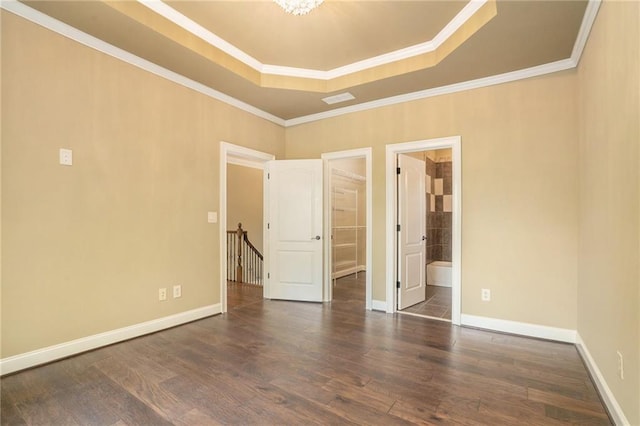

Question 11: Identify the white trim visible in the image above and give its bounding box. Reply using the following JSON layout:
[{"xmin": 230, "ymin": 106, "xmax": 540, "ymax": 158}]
[
  {"xmin": 285, "ymin": 0, "xmax": 602, "ymax": 127},
  {"xmin": 397, "ymin": 311, "xmax": 452, "ymax": 323},
  {"xmin": 385, "ymin": 137, "xmax": 462, "ymax": 325},
  {"xmin": 0, "ymin": 1, "xmax": 284, "ymax": 127},
  {"xmin": 137, "ymin": 0, "xmax": 487, "ymax": 81},
  {"xmin": 0, "ymin": 304, "xmax": 220, "ymax": 376},
  {"xmin": 461, "ymin": 314, "xmax": 577, "ymax": 343},
  {"xmin": 331, "ymin": 265, "xmax": 366, "ymax": 280},
  {"xmin": 576, "ymin": 333, "xmax": 630, "ymax": 426},
  {"xmin": 2, "ymin": 0, "xmax": 601, "ymax": 128},
  {"xmin": 285, "ymin": 59, "xmax": 575, "ymax": 127},
  {"xmin": 219, "ymin": 142, "xmax": 274, "ymax": 313},
  {"xmin": 570, "ymin": 0, "xmax": 602, "ymax": 64},
  {"xmin": 227, "ymin": 156, "xmax": 265, "ymax": 170},
  {"xmin": 371, "ymin": 300, "xmax": 387, "ymax": 312},
  {"xmin": 138, "ymin": 0, "xmax": 263, "ymax": 71},
  {"xmin": 322, "ymin": 148, "xmax": 373, "ymax": 310}
]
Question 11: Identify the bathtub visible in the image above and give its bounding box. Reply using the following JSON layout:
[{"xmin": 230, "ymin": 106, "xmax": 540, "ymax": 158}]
[{"xmin": 427, "ymin": 261, "xmax": 452, "ymax": 287}]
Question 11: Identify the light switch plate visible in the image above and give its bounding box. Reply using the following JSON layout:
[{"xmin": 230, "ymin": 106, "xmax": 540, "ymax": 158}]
[
  {"xmin": 207, "ymin": 212, "xmax": 217, "ymax": 223},
  {"xmin": 59, "ymin": 148, "xmax": 73, "ymax": 166}
]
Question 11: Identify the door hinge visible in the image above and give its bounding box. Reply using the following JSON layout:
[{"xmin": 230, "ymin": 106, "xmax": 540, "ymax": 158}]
[
  {"xmin": 396, "ymin": 281, "xmax": 401, "ymax": 289},
  {"xmin": 397, "ymin": 167, "xmax": 401, "ymax": 175},
  {"xmin": 267, "ymin": 273, "xmax": 270, "ymax": 279},
  {"xmin": 267, "ymin": 223, "xmax": 270, "ymax": 229},
  {"xmin": 267, "ymin": 173, "xmax": 270, "ymax": 179},
  {"xmin": 397, "ymin": 224, "xmax": 401, "ymax": 232}
]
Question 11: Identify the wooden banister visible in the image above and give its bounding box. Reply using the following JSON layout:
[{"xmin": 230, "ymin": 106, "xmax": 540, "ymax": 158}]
[{"xmin": 226, "ymin": 223, "xmax": 263, "ymax": 285}]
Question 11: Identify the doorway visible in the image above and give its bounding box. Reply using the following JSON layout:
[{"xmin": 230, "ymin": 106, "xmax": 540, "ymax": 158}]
[
  {"xmin": 219, "ymin": 142, "xmax": 274, "ymax": 313},
  {"xmin": 385, "ymin": 137, "xmax": 461, "ymax": 325},
  {"xmin": 322, "ymin": 148, "xmax": 373, "ymax": 310}
]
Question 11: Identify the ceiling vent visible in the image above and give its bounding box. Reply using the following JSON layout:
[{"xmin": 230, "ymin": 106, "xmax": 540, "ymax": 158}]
[{"xmin": 322, "ymin": 92, "xmax": 355, "ymax": 105}]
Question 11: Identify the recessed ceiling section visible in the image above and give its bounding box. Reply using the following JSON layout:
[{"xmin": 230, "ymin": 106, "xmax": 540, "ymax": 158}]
[
  {"xmin": 164, "ymin": 0, "xmax": 469, "ymax": 71},
  {"xmin": 103, "ymin": 0, "xmax": 498, "ymax": 92}
]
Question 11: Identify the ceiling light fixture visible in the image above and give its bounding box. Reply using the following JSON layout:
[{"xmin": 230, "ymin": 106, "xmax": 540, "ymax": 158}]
[{"xmin": 274, "ymin": 0, "xmax": 323, "ymax": 16}]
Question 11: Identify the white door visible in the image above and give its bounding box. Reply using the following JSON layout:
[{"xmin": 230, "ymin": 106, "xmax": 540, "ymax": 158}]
[
  {"xmin": 397, "ymin": 154, "xmax": 427, "ymax": 310},
  {"xmin": 266, "ymin": 159, "xmax": 323, "ymax": 302}
]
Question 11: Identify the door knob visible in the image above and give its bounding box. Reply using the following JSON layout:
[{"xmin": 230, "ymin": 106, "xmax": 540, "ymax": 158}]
[
  {"xmin": 422, "ymin": 236, "xmax": 427, "ymax": 241},
  {"xmin": 312, "ymin": 235, "xmax": 321, "ymax": 240}
]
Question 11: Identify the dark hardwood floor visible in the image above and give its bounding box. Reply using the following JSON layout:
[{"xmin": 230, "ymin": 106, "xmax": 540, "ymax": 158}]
[{"xmin": 1, "ymin": 275, "xmax": 611, "ymax": 425}]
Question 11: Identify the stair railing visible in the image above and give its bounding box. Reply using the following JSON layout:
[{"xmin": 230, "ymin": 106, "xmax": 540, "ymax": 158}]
[{"xmin": 226, "ymin": 223, "xmax": 263, "ymax": 286}]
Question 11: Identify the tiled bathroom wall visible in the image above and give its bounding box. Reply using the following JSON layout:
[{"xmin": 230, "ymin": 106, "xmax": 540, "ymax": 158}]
[{"xmin": 425, "ymin": 153, "xmax": 452, "ymax": 263}]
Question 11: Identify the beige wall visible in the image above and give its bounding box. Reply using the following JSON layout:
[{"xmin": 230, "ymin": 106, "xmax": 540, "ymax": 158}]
[
  {"xmin": 286, "ymin": 71, "xmax": 579, "ymax": 329},
  {"xmin": 227, "ymin": 164, "xmax": 264, "ymax": 253},
  {"xmin": 577, "ymin": 0, "xmax": 640, "ymax": 423},
  {"xmin": 0, "ymin": 12, "xmax": 284, "ymax": 357}
]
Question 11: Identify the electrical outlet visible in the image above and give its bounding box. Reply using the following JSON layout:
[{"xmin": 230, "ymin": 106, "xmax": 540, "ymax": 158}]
[
  {"xmin": 617, "ymin": 351, "xmax": 624, "ymax": 379},
  {"xmin": 481, "ymin": 288, "xmax": 491, "ymax": 301},
  {"xmin": 159, "ymin": 288, "xmax": 167, "ymax": 301},
  {"xmin": 173, "ymin": 285, "xmax": 182, "ymax": 298}
]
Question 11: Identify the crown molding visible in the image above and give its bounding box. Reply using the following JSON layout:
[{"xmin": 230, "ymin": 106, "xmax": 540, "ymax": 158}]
[
  {"xmin": 138, "ymin": 0, "xmax": 263, "ymax": 71},
  {"xmin": 570, "ymin": 0, "xmax": 602, "ymax": 64},
  {"xmin": 0, "ymin": 0, "xmax": 285, "ymax": 127},
  {"xmin": 284, "ymin": 0, "xmax": 601, "ymax": 127},
  {"xmin": 285, "ymin": 58, "xmax": 577, "ymax": 127},
  {"xmin": 138, "ymin": 0, "xmax": 489, "ymax": 81},
  {"xmin": 2, "ymin": 0, "xmax": 601, "ymax": 128}
]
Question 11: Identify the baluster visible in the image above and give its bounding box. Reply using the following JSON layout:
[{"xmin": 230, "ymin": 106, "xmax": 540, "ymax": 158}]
[{"xmin": 236, "ymin": 223, "xmax": 243, "ymax": 283}]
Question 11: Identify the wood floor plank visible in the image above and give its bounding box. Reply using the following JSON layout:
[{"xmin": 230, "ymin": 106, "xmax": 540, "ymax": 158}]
[
  {"xmin": 1, "ymin": 275, "xmax": 612, "ymax": 425},
  {"xmin": 14, "ymin": 395, "xmax": 80, "ymax": 426},
  {"xmin": 527, "ymin": 387, "xmax": 611, "ymax": 418},
  {"xmin": 93, "ymin": 356, "xmax": 191, "ymax": 422}
]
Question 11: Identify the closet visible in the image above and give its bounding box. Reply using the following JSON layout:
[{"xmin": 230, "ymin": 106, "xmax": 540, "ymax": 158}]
[{"xmin": 330, "ymin": 162, "xmax": 366, "ymax": 279}]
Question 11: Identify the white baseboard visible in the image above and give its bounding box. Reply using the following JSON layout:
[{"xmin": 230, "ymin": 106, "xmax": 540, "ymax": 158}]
[
  {"xmin": 0, "ymin": 304, "xmax": 221, "ymax": 375},
  {"xmin": 332, "ymin": 265, "xmax": 366, "ymax": 279},
  {"xmin": 460, "ymin": 314, "xmax": 577, "ymax": 343},
  {"xmin": 428, "ymin": 282, "xmax": 452, "ymax": 288},
  {"xmin": 576, "ymin": 333, "xmax": 629, "ymax": 426},
  {"xmin": 371, "ymin": 299, "xmax": 387, "ymax": 312}
]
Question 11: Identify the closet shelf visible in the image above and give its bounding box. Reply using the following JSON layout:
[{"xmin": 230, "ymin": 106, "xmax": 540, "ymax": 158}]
[
  {"xmin": 332, "ymin": 179, "xmax": 361, "ymax": 280},
  {"xmin": 334, "ymin": 260, "xmax": 357, "ymax": 268}
]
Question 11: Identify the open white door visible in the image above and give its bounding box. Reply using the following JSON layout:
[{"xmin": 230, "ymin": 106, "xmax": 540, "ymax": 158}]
[
  {"xmin": 266, "ymin": 159, "xmax": 323, "ymax": 302},
  {"xmin": 397, "ymin": 154, "xmax": 427, "ymax": 310}
]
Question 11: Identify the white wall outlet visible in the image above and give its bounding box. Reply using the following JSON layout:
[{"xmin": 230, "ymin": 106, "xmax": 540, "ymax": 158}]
[
  {"xmin": 159, "ymin": 288, "xmax": 167, "ymax": 301},
  {"xmin": 207, "ymin": 211, "xmax": 217, "ymax": 223},
  {"xmin": 481, "ymin": 288, "xmax": 491, "ymax": 301},
  {"xmin": 59, "ymin": 148, "xmax": 73, "ymax": 166},
  {"xmin": 617, "ymin": 351, "xmax": 624, "ymax": 379},
  {"xmin": 173, "ymin": 285, "xmax": 182, "ymax": 298}
]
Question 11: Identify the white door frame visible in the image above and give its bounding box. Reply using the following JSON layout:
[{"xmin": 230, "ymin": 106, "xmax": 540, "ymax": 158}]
[
  {"xmin": 322, "ymin": 148, "xmax": 373, "ymax": 310},
  {"xmin": 219, "ymin": 141, "xmax": 275, "ymax": 313},
  {"xmin": 385, "ymin": 137, "xmax": 462, "ymax": 325}
]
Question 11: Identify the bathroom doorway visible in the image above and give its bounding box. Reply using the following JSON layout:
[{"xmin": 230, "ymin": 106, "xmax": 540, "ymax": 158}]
[
  {"xmin": 399, "ymin": 149, "xmax": 453, "ymax": 321},
  {"xmin": 385, "ymin": 137, "xmax": 461, "ymax": 325}
]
